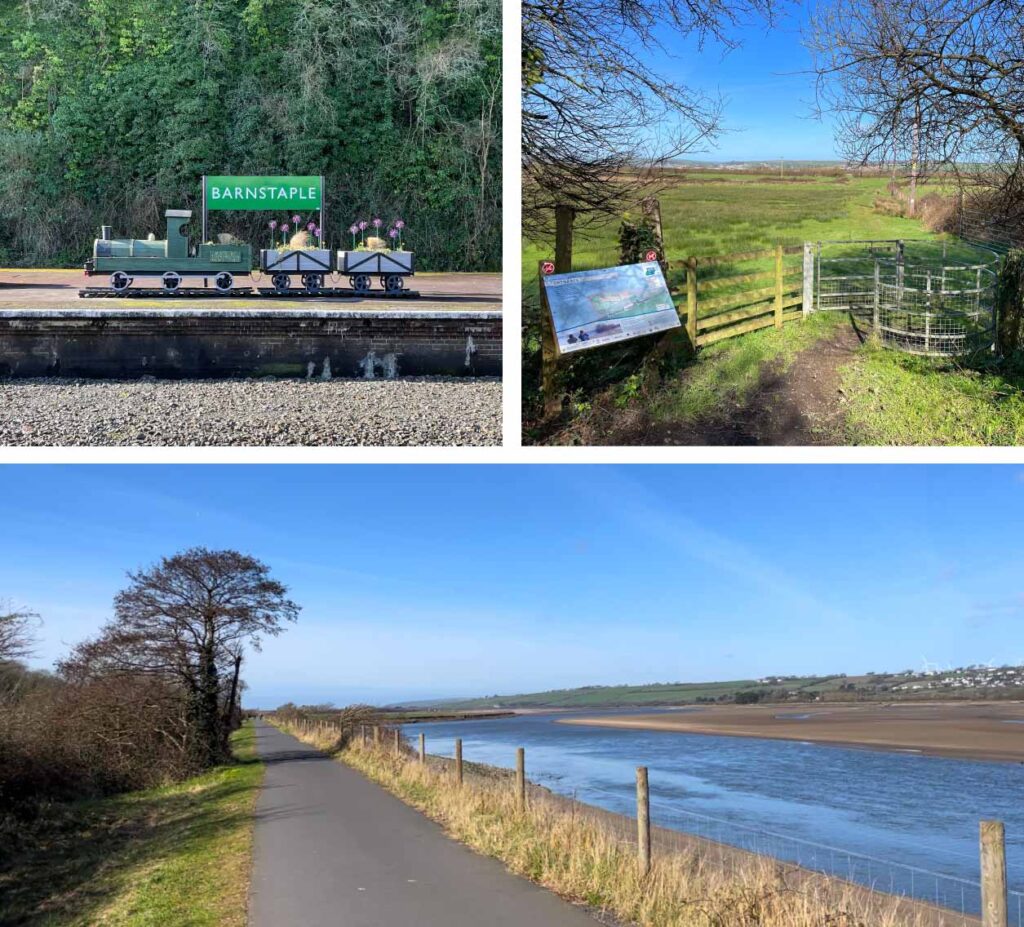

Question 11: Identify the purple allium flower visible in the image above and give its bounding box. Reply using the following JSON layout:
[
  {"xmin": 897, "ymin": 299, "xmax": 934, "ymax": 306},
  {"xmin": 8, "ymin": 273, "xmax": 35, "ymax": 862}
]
[
  {"xmin": 269, "ymin": 220, "xmax": 278, "ymax": 229},
  {"xmin": 372, "ymin": 217, "xmax": 382, "ymax": 228},
  {"xmin": 388, "ymin": 227, "xmax": 398, "ymax": 239},
  {"xmin": 307, "ymin": 221, "xmax": 316, "ymax": 232},
  {"xmin": 313, "ymin": 226, "xmax": 321, "ymax": 238},
  {"xmin": 358, "ymin": 221, "xmax": 368, "ymax": 231},
  {"xmin": 395, "ymin": 219, "xmax": 405, "ymax": 230},
  {"xmin": 349, "ymin": 224, "xmax": 358, "ymax": 234},
  {"xmin": 292, "ymin": 215, "xmax": 301, "ymax": 225},
  {"xmin": 281, "ymin": 223, "xmax": 290, "ymax": 233}
]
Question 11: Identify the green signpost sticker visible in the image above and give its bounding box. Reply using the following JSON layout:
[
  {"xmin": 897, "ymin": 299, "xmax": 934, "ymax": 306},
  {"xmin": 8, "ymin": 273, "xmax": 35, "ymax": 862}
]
[{"xmin": 205, "ymin": 176, "xmax": 322, "ymax": 211}]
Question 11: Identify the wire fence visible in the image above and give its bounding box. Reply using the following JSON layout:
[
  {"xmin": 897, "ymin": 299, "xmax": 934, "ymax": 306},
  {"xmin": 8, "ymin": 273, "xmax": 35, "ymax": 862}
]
[
  {"xmin": 960, "ymin": 207, "xmax": 1024, "ymax": 255},
  {"xmin": 811, "ymin": 239, "xmax": 1000, "ymax": 355},
  {"xmin": 414, "ymin": 736, "xmax": 1021, "ymax": 927}
]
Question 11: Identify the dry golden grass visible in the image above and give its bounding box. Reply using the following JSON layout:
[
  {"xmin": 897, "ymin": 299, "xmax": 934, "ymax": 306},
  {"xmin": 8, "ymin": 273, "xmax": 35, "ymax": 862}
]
[{"xmin": 275, "ymin": 720, "xmax": 945, "ymax": 927}]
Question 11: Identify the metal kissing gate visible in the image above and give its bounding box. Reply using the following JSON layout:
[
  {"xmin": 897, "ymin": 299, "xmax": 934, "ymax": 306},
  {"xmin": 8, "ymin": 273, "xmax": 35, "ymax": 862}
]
[{"xmin": 805, "ymin": 239, "xmax": 999, "ymax": 357}]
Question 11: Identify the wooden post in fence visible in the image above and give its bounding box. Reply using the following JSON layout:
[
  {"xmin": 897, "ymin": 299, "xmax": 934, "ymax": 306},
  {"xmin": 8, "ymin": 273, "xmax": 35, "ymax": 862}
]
[
  {"xmin": 394, "ymin": 729, "xmax": 401, "ymax": 755},
  {"xmin": 360, "ymin": 724, "xmax": 366, "ymax": 746},
  {"xmin": 554, "ymin": 205, "xmax": 574, "ymax": 274},
  {"xmin": 686, "ymin": 257, "xmax": 698, "ymax": 347},
  {"xmin": 419, "ymin": 732, "xmax": 426, "ymax": 764},
  {"xmin": 641, "ymin": 197, "xmax": 664, "ymax": 260},
  {"xmin": 455, "ymin": 738, "xmax": 463, "ymax": 785},
  {"xmin": 802, "ymin": 242, "xmax": 814, "ymax": 316},
  {"xmin": 636, "ymin": 766, "xmax": 651, "ymax": 876},
  {"xmin": 373, "ymin": 726, "xmax": 380, "ymax": 747},
  {"xmin": 515, "ymin": 747, "xmax": 526, "ymax": 812},
  {"xmin": 981, "ymin": 820, "xmax": 1008, "ymax": 927},
  {"xmin": 774, "ymin": 243, "xmax": 784, "ymax": 329},
  {"xmin": 539, "ymin": 260, "xmax": 560, "ymax": 419}
]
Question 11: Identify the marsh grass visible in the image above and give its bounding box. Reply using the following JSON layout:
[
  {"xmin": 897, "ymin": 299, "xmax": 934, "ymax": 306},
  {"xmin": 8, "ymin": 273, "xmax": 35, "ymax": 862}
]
[
  {"xmin": 280, "ymin": 721, "xmax": 941, "ymax": 927},
  {"xmin": 0, "ymin": 722, "xmax": 262, "ymax": 927}
]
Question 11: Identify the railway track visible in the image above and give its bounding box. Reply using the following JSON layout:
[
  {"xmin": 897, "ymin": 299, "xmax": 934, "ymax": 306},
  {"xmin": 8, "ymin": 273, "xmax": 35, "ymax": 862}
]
[{"xmin": 78, "ymin": 286, "xmax": 420, "ymax": 299}]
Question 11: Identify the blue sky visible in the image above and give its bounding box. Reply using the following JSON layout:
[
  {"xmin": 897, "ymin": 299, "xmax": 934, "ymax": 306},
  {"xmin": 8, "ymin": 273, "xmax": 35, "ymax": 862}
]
[
  {"xmin": 2, "ymin": 465, "xmax": 1022, "ymax": 707},
  {"xmin": 647, "ymin": 2, "xmax": 841, "ymax": 161}
]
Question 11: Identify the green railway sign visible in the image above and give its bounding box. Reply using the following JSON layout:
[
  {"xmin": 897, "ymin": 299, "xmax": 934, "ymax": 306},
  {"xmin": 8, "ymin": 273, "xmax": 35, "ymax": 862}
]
[{"xmin": 204, "ymin": 176, "xmax": 322, "ymax": 211}]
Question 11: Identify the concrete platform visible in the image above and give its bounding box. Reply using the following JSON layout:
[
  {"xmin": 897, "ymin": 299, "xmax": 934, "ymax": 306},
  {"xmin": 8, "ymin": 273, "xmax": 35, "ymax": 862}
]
[{"xmin": 0, "ymin": 269, "xmax": 502, "ymax": 378}]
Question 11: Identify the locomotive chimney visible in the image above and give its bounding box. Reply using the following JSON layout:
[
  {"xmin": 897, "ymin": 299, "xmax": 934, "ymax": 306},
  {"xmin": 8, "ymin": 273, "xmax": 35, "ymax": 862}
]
[{"xmin": 100, "ymin": 225, "xmax": 112, "ymax": 240}]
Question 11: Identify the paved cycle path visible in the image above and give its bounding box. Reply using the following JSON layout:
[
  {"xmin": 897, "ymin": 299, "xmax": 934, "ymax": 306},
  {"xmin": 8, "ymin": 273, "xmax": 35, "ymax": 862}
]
[{"xmin": 249, "ymin": 720, "xmax": 598, "ymax": 926}]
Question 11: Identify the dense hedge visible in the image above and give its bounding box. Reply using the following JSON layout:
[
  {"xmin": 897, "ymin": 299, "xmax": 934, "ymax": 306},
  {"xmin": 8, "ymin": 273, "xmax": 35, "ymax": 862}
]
[{"xmin": 0, "ymin": 0, "xmax": 501, "ymax": 270}]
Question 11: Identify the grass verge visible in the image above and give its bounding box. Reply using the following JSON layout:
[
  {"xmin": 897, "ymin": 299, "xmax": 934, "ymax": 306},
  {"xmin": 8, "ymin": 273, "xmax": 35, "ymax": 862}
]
[
  {"xmin": 649, "ymin": 313, "xmax": 846, "ymax": 425},
  {"xmin": 841, "ymin": 345, "xmax": 1024, "ymax": 445},
  {"xmin": 278, "ymin": 720, "xmax": 936, "ymax": 927},
  {"xmin": 0, "ymin": 722, "xmax": 263, "ymax": 927}
]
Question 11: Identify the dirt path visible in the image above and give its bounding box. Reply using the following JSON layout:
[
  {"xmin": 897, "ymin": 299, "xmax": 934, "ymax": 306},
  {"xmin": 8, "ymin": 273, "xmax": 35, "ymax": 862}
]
[{"xmin": 646, "ymin": 324, "xmax": 862, "ymax": 445}]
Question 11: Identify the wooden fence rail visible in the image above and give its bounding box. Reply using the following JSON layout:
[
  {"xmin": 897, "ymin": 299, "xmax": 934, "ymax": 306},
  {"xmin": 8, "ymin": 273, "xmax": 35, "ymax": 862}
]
[{"xmin": 669, "ymin": 244, "xmax": 806, "ymax": 348}]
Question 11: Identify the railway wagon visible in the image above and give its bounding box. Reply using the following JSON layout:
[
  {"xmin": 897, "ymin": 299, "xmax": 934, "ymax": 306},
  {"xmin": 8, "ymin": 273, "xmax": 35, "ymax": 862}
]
[
  {"xmin": 85, "ymin": 209, "xmax": 252, "ymax": 292},
  {"xmin": 338, "ymin": 249, "xmax": 415, "ymax": 294}
]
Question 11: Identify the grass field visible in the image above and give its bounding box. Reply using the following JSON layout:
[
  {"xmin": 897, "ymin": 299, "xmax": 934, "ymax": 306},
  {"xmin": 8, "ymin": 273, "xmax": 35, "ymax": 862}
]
[
  {"xmin": 0, "ymin": 723, "xmax": 262, "ymax": 927},
  {"xmin": 522, "ymin": 172, "xmax": 945, "ymax": 294}
]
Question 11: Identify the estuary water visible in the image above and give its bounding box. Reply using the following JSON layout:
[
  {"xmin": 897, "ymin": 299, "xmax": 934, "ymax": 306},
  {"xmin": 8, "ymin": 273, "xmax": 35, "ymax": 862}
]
[{"xmin": 402, "ymin": 710, "xmax": 1023, "ymax": 918}]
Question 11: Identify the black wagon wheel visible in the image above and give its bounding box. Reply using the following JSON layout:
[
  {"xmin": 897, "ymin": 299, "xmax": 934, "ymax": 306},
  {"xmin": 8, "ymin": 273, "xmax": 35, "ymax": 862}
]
[
  {"xmin": 110, "ymin": 271, "xmax": 131, "ymax": 292},
  {"xmin": 384, "ymin": 274, "xmax": 404, "ymax": 294},
  {"xmin": 214, "ymin": 272, "xmax": 234, "ymax": 293},
  {"xmin": 161, "ymin": 271, "xmax": 182, "ymax": 291},
  {"xmin": 271, "ymin": 272, "xmax": 291, "ymax": 293},
  {"xmin": 301, "ymin": 273, "xmax": 323, "ymax": 294},
  {"xmin": 351, "ymin": 273, "xmax": 371, "ymax": 295}
]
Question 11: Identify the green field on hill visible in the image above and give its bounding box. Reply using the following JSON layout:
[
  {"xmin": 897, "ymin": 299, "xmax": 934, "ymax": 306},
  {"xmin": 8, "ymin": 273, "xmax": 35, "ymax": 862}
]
[{"xmin": 412, "ymin": 666, "xmax": 1024, "ymax": 710}]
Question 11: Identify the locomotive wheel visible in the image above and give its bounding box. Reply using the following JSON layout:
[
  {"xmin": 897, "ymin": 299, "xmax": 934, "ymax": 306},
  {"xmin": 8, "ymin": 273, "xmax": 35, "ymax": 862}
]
[
  {"xmin": 272, "ymin": 273, "xmax": 291, "ymax": 293},
  {"xmin": 214, "ymin": 272, "xmax": 234, "ymax": 293},
  {"xmin": 110, "ymin": 271, "xmax": 131, "ymax": 292},
  {"xmin": 301, "ymin": 273, "xmax": 323, "ymax": 294},
  {"xmin": 161, "ymin": 271, "xmax": 182, "ymax": 291},
  {"xmin": 351, "ymin": 273, "xmax": 371, "ymax": 295},
  {"xmin": 384, "ymin": 274, "xmax": 404, "ymax": 294}
]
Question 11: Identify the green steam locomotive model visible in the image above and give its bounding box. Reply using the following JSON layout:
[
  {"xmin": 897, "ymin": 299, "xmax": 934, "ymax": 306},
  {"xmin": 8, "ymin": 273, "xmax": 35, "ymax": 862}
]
[{"xmin": 84, "ymin": 210, "xmax": 253, "ymax": 292}]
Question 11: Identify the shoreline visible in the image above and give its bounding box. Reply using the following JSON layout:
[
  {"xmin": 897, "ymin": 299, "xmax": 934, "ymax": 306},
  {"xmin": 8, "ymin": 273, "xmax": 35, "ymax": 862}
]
[{"xmin": 558, "ymin": 702, "xmax": 1024, "ymax": 764}]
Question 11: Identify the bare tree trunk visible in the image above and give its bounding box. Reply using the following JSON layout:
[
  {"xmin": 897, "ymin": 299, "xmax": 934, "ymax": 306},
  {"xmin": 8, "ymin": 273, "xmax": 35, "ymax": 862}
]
[
  {"xmin": 223, "ymin": 653, "xmax": 242, "ymax": 743},
  {"xmin": 909, "ymin": 97, "xmax": 921, "ymax": 218}
]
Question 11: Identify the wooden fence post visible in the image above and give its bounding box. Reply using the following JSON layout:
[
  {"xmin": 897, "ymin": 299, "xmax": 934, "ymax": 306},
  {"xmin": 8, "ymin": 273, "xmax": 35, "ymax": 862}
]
[
  {"xmin": 981, "ymin": 820, "xmax": 1008, "ymax": 927},
  {"xmin": 686, "ymin": 257, "xmax": 698, "ymax": 347},
  {"xmin": 802, "ymin": 242, "xmax": 814, "ymax": 316},
  {"xmin": 641, "ymin": 197, "xmax": 664, "ymax": 261},
  {"xmin": 774, "ymin": 243, "xmax": 784, "ymax": 329},
  {"xmin": 394, "ymin": 729, "xmax": 401, "ymax": 755},
  {"xmin": 515, "ymin": 747, "xmax": 526, "ymax": 812},
  {"xmin": 554, "ymin": 205, "xmax": 575, "ymax": 274},
  {"xmin": 373, "ymin": 726, "xmax": 380, "ymax": 747},
  {"xmin": 455, "ymin": 738, "xmax": 463, "ymax": 785},
  {"xmin": 360, "ymin": 724, "xmax": 366, "ymax": 746},
  {"xmin": 539, "ymin": 260, "xmax": 560, "ymax": 418},
  {"xmin": 419, "ymin": 732, "xmax": 426, "ymax": 764},
  {"xmin": 637, "ymin": 766, "xmax": 651, "ymax": 876}
]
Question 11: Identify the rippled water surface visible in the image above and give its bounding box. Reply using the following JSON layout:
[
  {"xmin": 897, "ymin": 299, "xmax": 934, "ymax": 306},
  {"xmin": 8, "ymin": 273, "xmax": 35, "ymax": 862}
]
[{"xmin": 402, "ymin": 710, "xmax": 1023, "ymax": 915}]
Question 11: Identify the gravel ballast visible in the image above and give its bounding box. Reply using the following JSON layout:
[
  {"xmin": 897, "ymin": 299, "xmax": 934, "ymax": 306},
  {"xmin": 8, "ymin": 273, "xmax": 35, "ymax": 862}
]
[{"xmin": 0, "ymin": 377, "xmax": 502, "ymax": 446}]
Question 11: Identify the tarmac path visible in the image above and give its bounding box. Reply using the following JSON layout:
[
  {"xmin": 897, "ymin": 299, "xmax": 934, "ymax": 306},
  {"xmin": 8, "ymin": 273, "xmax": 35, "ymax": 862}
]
[{"xmin": 249, "ymin": 720, "xmax": 599, "ymax": 927}]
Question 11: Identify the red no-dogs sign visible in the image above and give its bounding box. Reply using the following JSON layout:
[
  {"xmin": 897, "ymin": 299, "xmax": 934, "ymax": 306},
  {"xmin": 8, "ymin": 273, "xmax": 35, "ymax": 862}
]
[
  {"xmin": 541, "ymin": 261, "xmax": 555, "ymax": 275},
  {"xmin": 645, "ymin": 250, "xmax": 659, "ymax": 262}
]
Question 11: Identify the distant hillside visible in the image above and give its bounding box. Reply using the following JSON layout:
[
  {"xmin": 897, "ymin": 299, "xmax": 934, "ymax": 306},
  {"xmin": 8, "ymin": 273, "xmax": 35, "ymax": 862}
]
[{"xmin": 401, "ymin": 665, "xmax": 1024, "ymax": 710}]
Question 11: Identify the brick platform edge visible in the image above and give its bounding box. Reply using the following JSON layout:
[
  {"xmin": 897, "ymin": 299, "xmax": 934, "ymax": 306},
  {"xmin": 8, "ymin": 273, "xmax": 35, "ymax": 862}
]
[{"xmin": 0, "ymin": 309, "xmax": 502, "ymax": 379}]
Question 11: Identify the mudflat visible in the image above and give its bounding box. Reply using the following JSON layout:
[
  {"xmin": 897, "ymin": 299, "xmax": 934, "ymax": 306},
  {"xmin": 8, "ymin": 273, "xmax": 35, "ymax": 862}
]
[{"xmin": 560, "ymin": 702, "xmax": 1024, "ymax": 762}]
